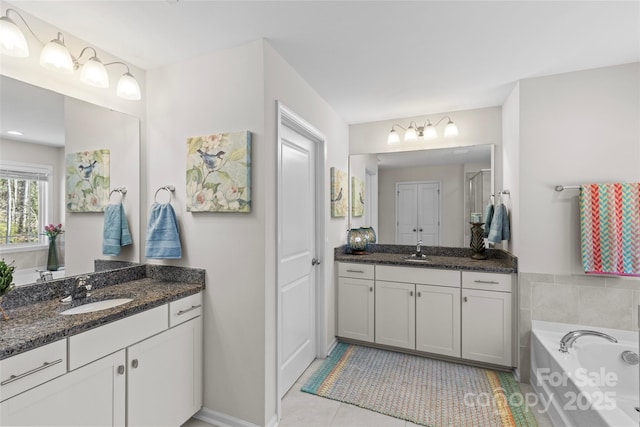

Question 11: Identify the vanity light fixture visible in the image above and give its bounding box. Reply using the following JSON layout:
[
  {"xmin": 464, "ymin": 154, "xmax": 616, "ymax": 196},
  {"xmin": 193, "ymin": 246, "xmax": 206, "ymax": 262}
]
[
  {"xmin": 0, "ymin": 8, "xmax": 141, "ymax": 100},
  {"xmin": 387, "ymin": 116, "xmax": 459, "ymax": 145}
]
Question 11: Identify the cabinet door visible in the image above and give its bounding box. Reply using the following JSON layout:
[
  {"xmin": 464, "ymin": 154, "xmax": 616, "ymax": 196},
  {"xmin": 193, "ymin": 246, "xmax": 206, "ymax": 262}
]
[
  {"xmin": 1, "ymin": 350, "xmax": 126, "ymax": 427},
  {"xmin": 416, "ymin": 284, "xmax": 460, "ymax": 357},
  {"xmin": 461, "ymin": 289, "xmax": 512, "ymax": 366},
  {"xmin": 127, "ymin": 317, "xmax": 203, "ymax": 427},
  {"xmin": 375, "ymin": 281, "xmax": 415, "ymax": 349},
  {"xmin": 338, "ymin": 277, "xmax": 374, "ymax": 342}
]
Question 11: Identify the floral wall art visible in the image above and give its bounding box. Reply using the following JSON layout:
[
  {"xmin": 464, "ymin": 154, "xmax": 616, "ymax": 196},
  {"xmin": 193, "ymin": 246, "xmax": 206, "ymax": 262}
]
[
  {"xmin": 186, "ymin": 131, "xmax": 251, "ymax": 212},
  {"xmin": 330, "ymin": 167, "xmax": 347, "ymax": 217},
  {"xmin": 66, "ymin": 149, "xmax": 110, "ymax": 212},
  {"xmin": 352, "ymin": 176, "xmax": 365, "ymax": 217}
]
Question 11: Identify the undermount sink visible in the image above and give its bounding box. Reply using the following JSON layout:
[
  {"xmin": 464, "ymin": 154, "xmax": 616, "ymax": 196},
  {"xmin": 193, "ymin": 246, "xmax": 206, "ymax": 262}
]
[
  {"xmin": 60, "ymin": 298, "xmax": 133, "ymax": 315},
  {"xmin": 405, "ymin": 256, "xmax": 432, "ymax": 262}
]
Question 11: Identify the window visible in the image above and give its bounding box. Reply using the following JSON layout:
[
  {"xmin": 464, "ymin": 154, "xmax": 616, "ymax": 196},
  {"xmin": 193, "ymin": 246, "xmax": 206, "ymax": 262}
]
[{"xmin": 0, "ymin": 161, "xmax": 52, "ymax": 247}]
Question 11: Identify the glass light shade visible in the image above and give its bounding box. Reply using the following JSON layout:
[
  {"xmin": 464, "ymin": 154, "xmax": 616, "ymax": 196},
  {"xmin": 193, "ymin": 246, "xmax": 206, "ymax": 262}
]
[
  {"xmin": 444, "ymin": 120, "xmax": 459, "ymax": 137},
  {"xmin": 116, "ymin": 72, "xmax": 141, "ymax": 100},
  {"xmin": 80, "ymin": 57, "xmax": 109, "ymax": 88},
  {"xmin": 404, "ymin": 125, "xmax": 418, "ymax": 142},
  {"xmin": 423, "ymin": 123, "xmax": 438, "ymax": 140},
  {"xmin": 387, "ymin": 129, "xmax": 400, "ymax": 145},
  {"xmin": 40, "ymin": 37, "xmax": 73, "ymax": 73},
  {"xmin": 0, "ymin": 16, "xmax": 29, "ymax": 57}
]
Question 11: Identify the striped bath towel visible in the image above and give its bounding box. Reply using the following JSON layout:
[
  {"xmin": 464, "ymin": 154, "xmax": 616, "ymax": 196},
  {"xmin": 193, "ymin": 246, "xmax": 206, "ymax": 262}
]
[{"xmin": 580, "ymin": 183, "xmax": 640, "ymax": 277}]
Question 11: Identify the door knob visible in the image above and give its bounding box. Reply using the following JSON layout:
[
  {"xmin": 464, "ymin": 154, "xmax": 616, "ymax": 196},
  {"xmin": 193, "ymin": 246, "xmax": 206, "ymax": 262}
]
[
  {"xmin": 412, "ymin": 229, "xmax": 416, "ymax": 232},
  {"xmin": 131, "ymin": 359, "xmax": 139, "ymax": 369},
  {"xmin": 464, "ymin": 297, "xmax": 468, "ymax": 302},
  {"xmin": 117, "ymin": 365, "xmax": 125, "ymax": 375},
  {"xmin": 419, "ymin": 228, "xmax": 423, "ymax": 232},
  {"xmin": 312, "ymin": 258, "xmax": 321, "ymax": 266}
]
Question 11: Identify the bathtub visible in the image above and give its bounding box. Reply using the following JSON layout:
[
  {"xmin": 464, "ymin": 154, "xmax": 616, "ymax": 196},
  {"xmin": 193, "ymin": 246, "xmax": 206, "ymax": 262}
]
[{"xmin": 531, "ymin": 320, "xmax": 639, "ymax": 427}]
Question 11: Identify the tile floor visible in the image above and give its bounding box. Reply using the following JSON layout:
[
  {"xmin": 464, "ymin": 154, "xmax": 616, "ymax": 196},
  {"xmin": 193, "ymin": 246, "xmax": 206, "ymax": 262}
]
[{"xmin": 182, "ymin": 358, "xmax": 554, "ymax": 427}]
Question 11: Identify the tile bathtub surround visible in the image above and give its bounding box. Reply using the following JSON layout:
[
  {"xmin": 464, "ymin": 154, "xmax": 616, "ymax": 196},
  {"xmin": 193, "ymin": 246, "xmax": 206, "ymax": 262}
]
[{"xmin": 518, "ymin": 271, "xmax": 640, "ymax": 382}]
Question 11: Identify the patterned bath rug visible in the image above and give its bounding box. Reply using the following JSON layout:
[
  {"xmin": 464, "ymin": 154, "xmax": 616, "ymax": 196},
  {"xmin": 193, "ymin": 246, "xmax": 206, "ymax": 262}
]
[{"xmin": 302, "ymin": 343, "xmax": 538, "ymax": 427}]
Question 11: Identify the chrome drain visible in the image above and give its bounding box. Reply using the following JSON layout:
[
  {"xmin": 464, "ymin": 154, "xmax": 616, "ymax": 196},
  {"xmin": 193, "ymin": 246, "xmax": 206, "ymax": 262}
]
[{"xmin": 621, "ymin": 351, "xmax": 639, "ymax": 365}]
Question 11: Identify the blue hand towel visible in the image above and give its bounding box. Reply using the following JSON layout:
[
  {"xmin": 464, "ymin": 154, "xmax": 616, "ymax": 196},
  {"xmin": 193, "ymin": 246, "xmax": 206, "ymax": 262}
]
[
  {"xmin": 487, "ymin": 203, "xmax": 510, "ymax": 244},
  {"xmin": 145, "ymin": 203, "xmax": 182, "ymax": 259},
  {"xmin": 103, "ymin": 203, "xmax": 132, "ymax": 256},
  {"xmin": 482, "ymin": 202, "xmax": 494, "ymax": 238}
]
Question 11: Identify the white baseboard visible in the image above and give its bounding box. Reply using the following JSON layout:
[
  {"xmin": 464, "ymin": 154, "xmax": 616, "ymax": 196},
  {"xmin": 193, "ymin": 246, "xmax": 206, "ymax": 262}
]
[
  {"xmin": 195, "ymin": 407, "xmax": 265, "ymax": 427},
  {"xmin": 326, "ymin": 337, "xmax": 338, "ymax": 356}
]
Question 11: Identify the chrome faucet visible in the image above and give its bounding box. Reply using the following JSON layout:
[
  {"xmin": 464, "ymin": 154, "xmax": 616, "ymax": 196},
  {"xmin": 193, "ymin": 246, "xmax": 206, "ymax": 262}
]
[
  {"xmin": 61, "ymin": 275, "xmax": 92, "ymax": 303},
  {"xmin": 559, "ymin": 330, "xmax": 617, "ymax": 353}
]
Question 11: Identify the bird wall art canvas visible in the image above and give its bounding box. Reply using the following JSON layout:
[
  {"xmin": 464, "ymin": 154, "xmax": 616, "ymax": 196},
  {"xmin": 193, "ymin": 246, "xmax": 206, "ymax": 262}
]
[
  {"xmin": 330, "ymin": 167, "xmax": 347, "ymax": 217},
  {"xmin": 65, "ymin": 149, "xmax": 110, "ymax": 212},
  {"xmin": 186, "ymin": 131, "xmax": 251, "ymax": 212},
  {"xmin": 351, "ymin": 176, "xmax": 364, "ymax": 217}
]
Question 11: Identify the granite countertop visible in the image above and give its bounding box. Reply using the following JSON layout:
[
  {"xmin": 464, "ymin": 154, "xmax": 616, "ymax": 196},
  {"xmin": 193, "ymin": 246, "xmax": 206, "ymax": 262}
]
[
  {"xmin": 0, "ymin": 265, "xmax": 205, "ymax": 360},
  {"xmin": 335, "ymin": 244, "xmax": 517, "ymax": 274}
]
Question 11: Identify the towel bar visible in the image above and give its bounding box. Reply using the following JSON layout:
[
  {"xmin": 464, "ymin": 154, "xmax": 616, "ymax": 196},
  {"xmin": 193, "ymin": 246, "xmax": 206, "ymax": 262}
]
[{"xmin": 555, "ymin": 185, "xmax": 581, "ymax": 192}]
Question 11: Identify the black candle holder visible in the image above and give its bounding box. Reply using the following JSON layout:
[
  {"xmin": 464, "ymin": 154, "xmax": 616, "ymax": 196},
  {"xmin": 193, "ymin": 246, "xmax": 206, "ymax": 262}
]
[{"xmin": 470, "ymin": 222, "xmax": 487, "ymax": 260}]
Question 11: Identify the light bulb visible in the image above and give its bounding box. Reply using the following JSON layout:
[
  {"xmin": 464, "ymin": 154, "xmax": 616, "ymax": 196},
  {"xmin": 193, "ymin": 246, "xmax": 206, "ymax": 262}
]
[
  {"xmin": 423, "ymin": 123, "xmax": 437, "ymax": 140},
  {"xmin": 0, "ymin": 16, "xmax": 28, "ymax": 57},
  {"xmin": 404, "ymin": 124, "xmax": 418, "ymax": 142},
  {"xmin": 387, "ymin": 129, "xmax": 400, "ymax": 145},
  {"xmin": 80, "ymin": 57, "xmax": 109, "ymax": 88},
  {"xmin": 40, "ymin": 34, "xmax": 73, "ymax": 73},
  {"xmin": 117, "ymin": 72, "xmax": 141, "ymax": 100},
  {"xmin": 444, "ymin": 120, "xmax": 459, "ymax": 137}
]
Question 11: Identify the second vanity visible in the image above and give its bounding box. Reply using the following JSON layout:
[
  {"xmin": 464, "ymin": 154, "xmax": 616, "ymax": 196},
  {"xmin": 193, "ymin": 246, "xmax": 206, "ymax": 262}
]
[
  {"xmin": 335, "ymin": 244, "xmax": 517, "ymax": 369},
  {"xmin": 0, "ymin": 263, "xmax": 205, "ymax": 427}
]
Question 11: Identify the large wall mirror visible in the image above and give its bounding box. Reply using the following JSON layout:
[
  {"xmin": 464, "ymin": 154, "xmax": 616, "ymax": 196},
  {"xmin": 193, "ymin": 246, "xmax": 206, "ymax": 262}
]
[
  {"xmin": 0, "ymin": 75, "xmax": 141, "ymax": 284},
  {"xmin": 349, "ymin": 144, "xmax": 494, "ymax": 247}
]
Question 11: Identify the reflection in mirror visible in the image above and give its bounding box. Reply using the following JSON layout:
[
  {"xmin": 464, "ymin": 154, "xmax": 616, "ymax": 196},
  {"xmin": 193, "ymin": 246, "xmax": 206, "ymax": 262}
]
[
  {"xmin": 350, "ymin": 144, "xmax": 493, "ymax": 247},
  {"xmin": 0, "ymin": 75, "xmax": 140, "ymax": 285}
]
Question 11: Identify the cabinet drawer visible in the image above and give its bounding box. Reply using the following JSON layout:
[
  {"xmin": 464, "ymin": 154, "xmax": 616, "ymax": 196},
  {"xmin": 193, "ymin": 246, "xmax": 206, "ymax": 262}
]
[
  {"xmin": 338, "ymin": 262, "xmax": 374, "ymax": 280},
  {"xmin": 376, "ymin": 265, "xmax": 460, "ymax": 288},
  {"xmin": 69, "ymin": 305, "xmax": 168, "ymax": 370},
  {"xmin": 169, "ymin": 292, "xmax": 202, "ymax": 327},
  {"xmin": 0, "ymin": 339, "xmax": 67, "ymax": 402},
  {"xmin": 462, "ymin": 271, "xmax": 513, "ymax": 292}
]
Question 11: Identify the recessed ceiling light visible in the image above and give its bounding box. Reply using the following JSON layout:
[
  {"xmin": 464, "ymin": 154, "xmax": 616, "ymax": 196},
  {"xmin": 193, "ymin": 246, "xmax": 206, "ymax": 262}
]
[{"xmin": 7, "ymin": 130, "xmax": 23, "ymax": 136}]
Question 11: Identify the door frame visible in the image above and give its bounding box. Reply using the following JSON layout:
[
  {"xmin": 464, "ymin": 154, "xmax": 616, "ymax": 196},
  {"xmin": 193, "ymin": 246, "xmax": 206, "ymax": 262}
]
[
  {"xmin": 394, "ymin": 180, "xmax": 441, "ymax": 244},
  {"xmin": 276, "ymin": 102, "xmax": 327, "ymax": 413}
]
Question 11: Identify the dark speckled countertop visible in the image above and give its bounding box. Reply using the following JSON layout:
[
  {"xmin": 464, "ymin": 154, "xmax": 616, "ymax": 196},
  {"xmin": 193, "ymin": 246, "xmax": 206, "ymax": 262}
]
[
  {"xmin": 0, "ymin": 264, "xmax": 205, "ymax": 360},
  {"xmin": 335, "ymin": 244, "xmax": 517, "ymax": 273}
]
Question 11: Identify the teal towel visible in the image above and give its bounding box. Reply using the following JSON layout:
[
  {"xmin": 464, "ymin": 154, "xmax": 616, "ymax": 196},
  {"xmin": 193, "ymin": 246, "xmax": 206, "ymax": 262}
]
[
  {"xmin": 482, "ymin": 202, "xmax": 494, "ymax": 238},
  {"xmin": 145, "ymin": 203, "xmax": 182, "ymax": 259},
  {"xmin": 102, "ymin": 203, "xmax": 133, "ymax": 256},
  {"xmin": 487, "ymin": 203, "xmax": 510, "ymax": 244}
]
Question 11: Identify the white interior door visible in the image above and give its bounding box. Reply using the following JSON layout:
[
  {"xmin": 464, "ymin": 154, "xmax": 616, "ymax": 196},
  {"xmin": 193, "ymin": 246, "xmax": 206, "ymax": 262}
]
[
  {"xmin": 418, "ymin": 182, "xmax": 440, "ymax": 245},
  {"xmin": 396, "ymin": 181, "xmax": 440, "ymax": 245},
  {"xmin": 396, "ymin": 183, "xmax": 418, "ymax": 244},
  {"xmin": 278, "ymin": 123, "xmax": 317, "ymax": 398}
]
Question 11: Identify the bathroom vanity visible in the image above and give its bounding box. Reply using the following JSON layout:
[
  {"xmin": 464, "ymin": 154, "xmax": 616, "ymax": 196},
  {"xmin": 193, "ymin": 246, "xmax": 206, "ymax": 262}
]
[
  {"xmin": 336, "ymin": 245, "xmax": 517, "ymax": 368},
  {"xmin": 0, "ymin": 264, "xmax": 204, "ymax": 427}
]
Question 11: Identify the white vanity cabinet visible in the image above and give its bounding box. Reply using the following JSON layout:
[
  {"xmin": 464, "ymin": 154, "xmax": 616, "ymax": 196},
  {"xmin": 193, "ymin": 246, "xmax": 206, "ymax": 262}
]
[
  {"xmin": 337, "ymin": 261, "xmax": 515, "ymax": 367},
  {"xmin": 0, "ymin": 292, "xmax": 203, "ymax": 427},
  {"xmin": 376, "ymin": 266, "xmax": 460, "ymax": 356},
  {"xmin": 374, "ymin": 280, "xmax": 415, "ymax": 349},
  {"xmin": 337, "ymin": 263, "xmax": 375, "ymax": 342},
  {"xmin": 461, "ymin": 272, "xmax": 513, "ymax": 366},
  {"xmin": 1, "ymin": 350, "xmax": 126, "ymax": 427}
]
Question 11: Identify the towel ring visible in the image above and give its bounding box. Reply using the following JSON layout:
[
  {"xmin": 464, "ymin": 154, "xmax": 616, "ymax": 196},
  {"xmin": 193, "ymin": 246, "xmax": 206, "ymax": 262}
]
[
  {"xmin": 154, "ymin": 185, "xmax": 175, "ymax": 203},
  {"xmin": 109, "ymin": 187, "xmax": 127, "ymax": 202}
]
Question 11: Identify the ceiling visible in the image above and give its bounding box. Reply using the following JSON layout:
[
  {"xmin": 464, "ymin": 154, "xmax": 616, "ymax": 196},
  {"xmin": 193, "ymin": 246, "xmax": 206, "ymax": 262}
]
[{"xmin": 5, "ymin": 1, "xmax": 640, "ymax": 125}]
